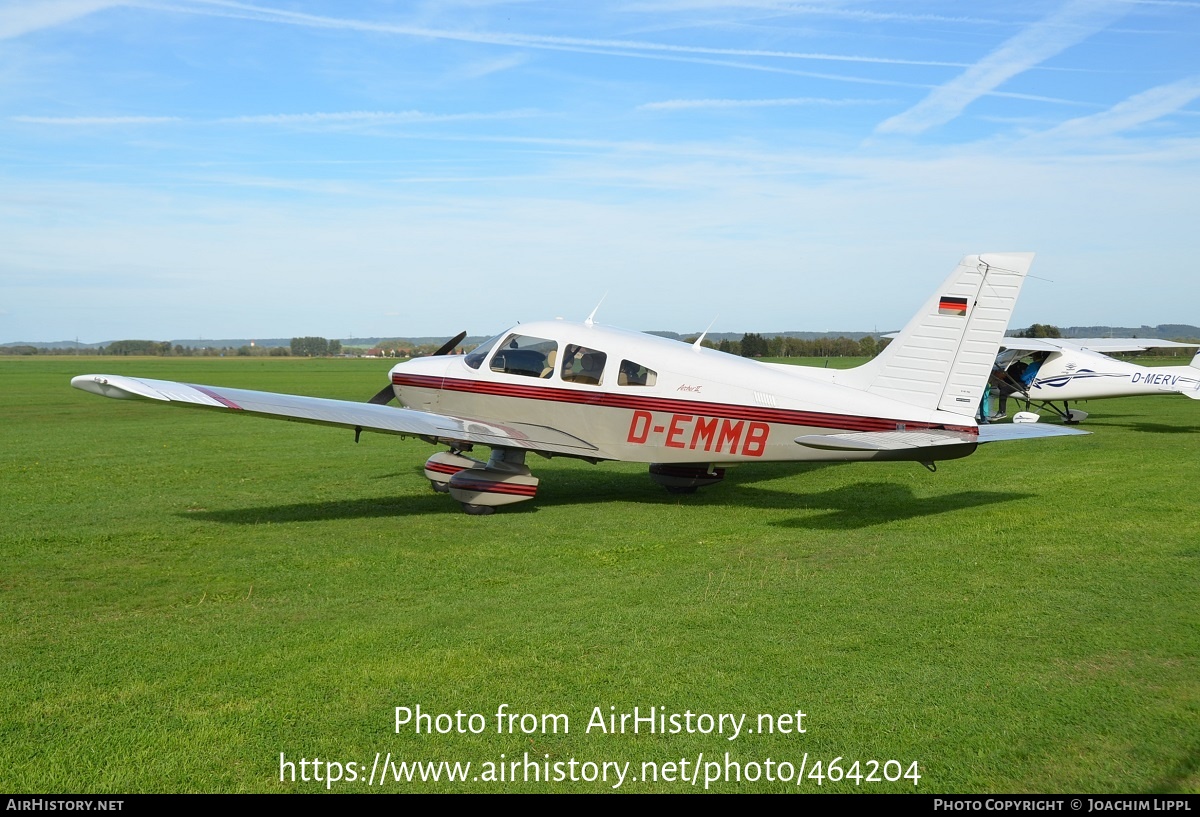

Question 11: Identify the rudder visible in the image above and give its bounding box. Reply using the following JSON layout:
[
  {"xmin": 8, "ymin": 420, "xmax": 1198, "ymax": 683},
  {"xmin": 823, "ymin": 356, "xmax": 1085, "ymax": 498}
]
[{"xmin": 839, "ymin": 252, "xmax": 1034, "ymax": 417}]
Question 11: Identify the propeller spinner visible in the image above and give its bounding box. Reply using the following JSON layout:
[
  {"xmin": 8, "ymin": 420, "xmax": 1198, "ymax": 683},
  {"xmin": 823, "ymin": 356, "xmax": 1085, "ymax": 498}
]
[{"xmin": 367, "ymin": 331, "xmax": 466, "ymax": 406}]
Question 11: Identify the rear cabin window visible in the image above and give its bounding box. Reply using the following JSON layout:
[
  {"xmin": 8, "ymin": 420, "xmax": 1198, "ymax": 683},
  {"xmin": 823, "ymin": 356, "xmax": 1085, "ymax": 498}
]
[
  {"xmin": 561, "ymin": 344, "xmax": 607, "ymax": 386},
  {"xmin": 489, "ymin": 334, "xmax": 558, "ymax": 378},
  {"xmin": 618, "ymin": 360, "xmax": 657, "ymax": 387}
]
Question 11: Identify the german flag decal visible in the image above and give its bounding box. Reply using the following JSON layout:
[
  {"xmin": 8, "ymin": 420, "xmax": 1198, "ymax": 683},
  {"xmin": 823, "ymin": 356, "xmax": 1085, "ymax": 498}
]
[{"xmin": 938, "ymin": 296, "xmax": 968, "ymax": 316}]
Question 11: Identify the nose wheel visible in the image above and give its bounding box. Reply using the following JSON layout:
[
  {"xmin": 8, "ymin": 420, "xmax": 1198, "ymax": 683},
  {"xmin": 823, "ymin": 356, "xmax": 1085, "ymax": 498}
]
[{"xmin": 649, "ymin": 463, "xmax": 725, "ymax": 494}]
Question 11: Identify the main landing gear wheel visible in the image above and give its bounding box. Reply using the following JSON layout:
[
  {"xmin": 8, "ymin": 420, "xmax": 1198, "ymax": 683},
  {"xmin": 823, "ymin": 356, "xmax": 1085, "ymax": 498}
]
[
  {"xmin": 1021, "ymin": 399, "xmax": 1088, "ymax": 425},
  {"xmin": 430, "ymin": 480, "xmax": 450, "ymax": 493},
  {"xmin": 649, "ymin": 463, "xmax": 725, "ymax": 494},
  {"xmin": 445, "ymin": 449, "xmax": 539, "ymax": 515}
]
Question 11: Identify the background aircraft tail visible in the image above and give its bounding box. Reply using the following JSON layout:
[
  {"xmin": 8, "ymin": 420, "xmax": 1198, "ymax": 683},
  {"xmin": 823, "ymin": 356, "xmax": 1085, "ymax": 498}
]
[
  {"xmin": 835, "ymin": 252, "xmax": 1034, "ymax": 417},
  {"xmin": 1179, "ymin": 351, "xmax": 1200, "ymax": 399}
]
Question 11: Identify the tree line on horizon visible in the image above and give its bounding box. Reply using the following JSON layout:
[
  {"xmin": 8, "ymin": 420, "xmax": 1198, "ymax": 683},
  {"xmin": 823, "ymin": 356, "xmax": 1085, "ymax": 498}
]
[
  {"xmin": 697, "ymin": 332, "xmax": 886, "ymax": 358},
  {"xmin": 7, "ymin": 325, "xmax": 1197, "ymax": 358},
  {"xmin": 2, "ymin": 337, "xmax": 341, "ymax": 357}
]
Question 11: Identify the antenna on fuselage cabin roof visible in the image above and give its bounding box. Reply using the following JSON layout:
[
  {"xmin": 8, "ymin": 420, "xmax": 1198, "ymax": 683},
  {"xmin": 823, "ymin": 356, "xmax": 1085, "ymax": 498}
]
[{"xmin": 693, "ymin": 317, "xmax": 718, "ymax": 351}]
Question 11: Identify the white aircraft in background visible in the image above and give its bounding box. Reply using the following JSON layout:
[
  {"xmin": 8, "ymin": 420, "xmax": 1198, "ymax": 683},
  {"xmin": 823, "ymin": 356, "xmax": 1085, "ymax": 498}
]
[
  {"xmin": 72, "ymin": 252, "xmax": 1083, "ymax": 514},
  {"xmin": 993, "ymin": 338, "xmax": 1200, "ymax": 424}
]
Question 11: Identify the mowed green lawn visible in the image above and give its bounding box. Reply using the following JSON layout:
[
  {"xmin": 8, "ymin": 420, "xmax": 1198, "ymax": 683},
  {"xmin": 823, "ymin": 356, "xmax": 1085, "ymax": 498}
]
[{"xmin": 1, "ymin": 356, "xmax": 1197, "ymax": 793}]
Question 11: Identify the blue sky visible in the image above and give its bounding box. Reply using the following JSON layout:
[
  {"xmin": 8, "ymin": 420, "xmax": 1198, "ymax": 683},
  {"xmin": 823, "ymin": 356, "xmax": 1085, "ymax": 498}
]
[{"xmin": 2, "ymin": 0, "xmax": 1199, "ymax": 342}]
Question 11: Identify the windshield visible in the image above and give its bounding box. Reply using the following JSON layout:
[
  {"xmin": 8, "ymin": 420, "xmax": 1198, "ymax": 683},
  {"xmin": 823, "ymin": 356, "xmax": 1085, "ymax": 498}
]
[{"xmin": 464, "ymin": 332, "xmax": 507, "ymax": 370}]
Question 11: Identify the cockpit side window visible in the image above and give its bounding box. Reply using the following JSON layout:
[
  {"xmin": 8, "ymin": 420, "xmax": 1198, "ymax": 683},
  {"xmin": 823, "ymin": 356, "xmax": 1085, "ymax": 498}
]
[
  {"xmin": 489, "ymin": 334, "xmax": 558, "ymax": 379},
  {"xmin": 464, "ymin": 332, "xmax": 507, "ymax": 370},
  {"xmin": 561, "ymin": 344, "xmax": 607, "ymax": 386},
  {"xmin": 618, "ymin": 359, "xmax": 657, "ymax": 387}
]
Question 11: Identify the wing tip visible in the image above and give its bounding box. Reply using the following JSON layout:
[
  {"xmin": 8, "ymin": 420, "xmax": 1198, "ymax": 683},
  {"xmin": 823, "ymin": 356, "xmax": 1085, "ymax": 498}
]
[{"xmin": 71, "ymin": 374, "xmax": 143, "ymax": 400}]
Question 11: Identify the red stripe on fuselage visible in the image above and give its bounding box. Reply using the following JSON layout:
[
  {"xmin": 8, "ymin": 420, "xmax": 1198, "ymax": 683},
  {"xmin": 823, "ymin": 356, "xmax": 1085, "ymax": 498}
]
[{"xmin": 391, "ymin": 373, "xmax": 977, "ymax": 436}]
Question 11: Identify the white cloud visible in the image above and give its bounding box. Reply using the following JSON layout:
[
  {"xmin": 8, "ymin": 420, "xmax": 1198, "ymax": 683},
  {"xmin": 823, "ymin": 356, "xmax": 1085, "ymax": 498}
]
[
  {"xmin": 639, "ymin": 96, "xmax": 888, "ymax": 110},
  {"xmin": 0, "ymin": 0, "xmax": 124, "ymax": 40},
  {"xmin": 171, "ymin": 0, "xmax": 970, "ymax": 68},
  {"xmin": 221, "ymin": 109, "xmax": 539, "ymax": 126},
  {"xmin": 876, "ymin": 0, "xmax": 1133, "ymax": 135},
  {"xmin": 8, "ymin": 110, "xmax": 536, "ymax": 130},
  {"xmin": 450, "ymin": 53, "xmax": 530, "ymax": 81},
  {"xmin": 11, "ymin": 114, "xmax": 182, "ymax": 125},
  {"xmin": 619, "ymin": 0, "xmax": 1005, "ymax": 25},
  {"xmin": 1038, "ymin": 75, "xmax": 1200, "ymax": 140},
  {"xmin": 5, "ymin": 131, "xmax": 1199, "ymax": 341}
]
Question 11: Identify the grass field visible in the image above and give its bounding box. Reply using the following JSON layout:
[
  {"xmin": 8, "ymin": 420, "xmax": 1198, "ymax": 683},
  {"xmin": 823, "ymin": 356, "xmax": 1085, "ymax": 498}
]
[{"xmin": 2, "ymin": 355, "xmax": 1197, "ymax": 793}]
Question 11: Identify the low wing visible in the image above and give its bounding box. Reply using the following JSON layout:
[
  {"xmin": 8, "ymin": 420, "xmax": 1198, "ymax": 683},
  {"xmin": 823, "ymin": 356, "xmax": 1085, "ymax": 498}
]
[{"xmin": 70, "ymin": 374, "xmax": 601, "ymax": 457}]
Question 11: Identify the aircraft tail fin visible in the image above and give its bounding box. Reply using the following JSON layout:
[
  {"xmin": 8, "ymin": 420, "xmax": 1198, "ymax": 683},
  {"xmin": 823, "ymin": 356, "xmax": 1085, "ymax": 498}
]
[
  {"xmin": 836, "ymin": 252, "xmax": 1034, "ymax": 417},
  {"xmin": 1179, "ymin": 352, "xmax": 1200, "ymax": 398}
]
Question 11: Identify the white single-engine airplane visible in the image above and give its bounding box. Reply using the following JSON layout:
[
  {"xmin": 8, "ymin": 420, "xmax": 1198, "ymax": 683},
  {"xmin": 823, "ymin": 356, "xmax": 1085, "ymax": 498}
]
[
  {"xmin": 993, "ymin": 337, "xmax": 1200, "ymax": 424},
  {"xmin": 72, "ymin": 252, "xmax": 1084, "ymax": 514}
]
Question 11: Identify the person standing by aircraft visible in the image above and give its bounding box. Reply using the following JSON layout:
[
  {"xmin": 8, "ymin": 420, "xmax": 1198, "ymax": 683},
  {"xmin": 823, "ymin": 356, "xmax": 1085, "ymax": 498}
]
[
  {"xmin": 995, "ymin": 359, "xmax": 1029, "ymax": 418},
  {"xmin": 1019, "ymin": 353, "xmax": 1049, "ymax": 388},
  {"xmin": 990, "ymin": 352, "xmax": 1050, "ymax": 417},
  {"xmin": 978, "ymin": 379, "xmax": 994, "ymax": 424}
]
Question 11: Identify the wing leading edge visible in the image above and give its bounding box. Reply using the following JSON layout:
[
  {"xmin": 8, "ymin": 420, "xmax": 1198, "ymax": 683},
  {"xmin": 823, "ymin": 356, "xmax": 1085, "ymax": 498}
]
[
  {"xmin": 795, "ymin": 423, "xmax": 1087, "ymax": 453},
  {"xmin": 70, "ymin": 374, "xmax": 601, "ymax": 457}
]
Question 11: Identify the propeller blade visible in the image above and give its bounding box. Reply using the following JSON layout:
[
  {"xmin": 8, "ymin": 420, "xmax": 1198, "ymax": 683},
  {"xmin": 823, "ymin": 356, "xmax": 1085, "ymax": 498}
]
[
  {"xmin": 432, "ymin": 331, "xmax": 467, "ymax": 358},
  {"xmin": 366, "ymin": 332, "xmax": 465, "ymax": 405},
  {"xmin": 367, "ymin": 384, "xmax": 395, "ymax": 405}
]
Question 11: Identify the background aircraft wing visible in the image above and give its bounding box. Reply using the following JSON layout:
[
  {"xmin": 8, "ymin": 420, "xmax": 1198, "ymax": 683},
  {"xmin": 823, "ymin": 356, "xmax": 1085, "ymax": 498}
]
[
  {"xmin": 70, "ymin": 374, "xmax": 601, "ymax": 457},
  {"xmin": 997, "ymin": 337, "xmax": 1070, "ymax": 353},
  {"xmin": 1067, "ymin": 338, "xmax": 1200, "ymax": 353},
  {"xmin": 1000, "ymin": 337, "xmax": 1200, "ymax": 354}
]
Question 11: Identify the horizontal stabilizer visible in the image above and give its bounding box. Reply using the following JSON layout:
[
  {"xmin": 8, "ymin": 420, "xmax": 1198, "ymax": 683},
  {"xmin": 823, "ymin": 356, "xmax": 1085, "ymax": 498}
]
[
  {"xmin": 70, "ymin": 374, "xmax": 600, "ymax": 456},
  {"xmin": 976, "ymin": 423, "xmax": 1089, "ymax": 443},
  {"xmin": 794, "ymin": 429, "xmax": 976, "ymax": 452}
]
